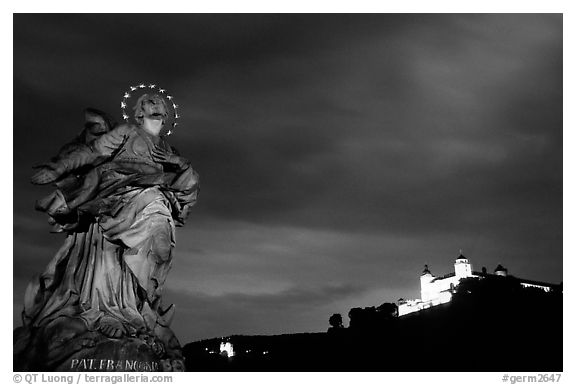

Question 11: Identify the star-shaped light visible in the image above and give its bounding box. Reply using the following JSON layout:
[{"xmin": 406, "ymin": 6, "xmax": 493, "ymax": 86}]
[
  {"xmin": 138, "ymin": 84, "xmax": 146, "ymax": 88},
  {"xmin": 122, "ymin": 113, "xmax": 129, "ymax": 120},
  {"xmin": 172, "ymin": 103, "xmax": 178, "ymax": 109},
  {"xmin": 121, "ymin": 101, "xmax": 127, "ymax": 108},
  {"xmin": 124, "ymin": 92, "xmax": 131, "ymax": 98},
  {"xmin": 166, "ymin": 130, "xmax": 172, "ymax": 136},
  {"xmin": 173, "ymin": 122, "xmax": 178, "ymax": 127},
  {"xmin": 174, "ymin": 113, "xmax": 179, "ymax": 119},
  {"xmin": 159, "ymin": 89, "xmax": 166, "ymax": 93},
  {"xmin": 130, "ymin": 86, "xmax": 137, "ymax": 91},
  {"xmin": 149, "ymin": 84, "xmax": 156, "ymax": 88},
  {"xmin": 166, "ymin": 95, "xmax": 173, "ymax": 100}
]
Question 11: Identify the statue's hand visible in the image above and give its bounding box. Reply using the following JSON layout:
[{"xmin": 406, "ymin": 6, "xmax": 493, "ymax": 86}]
[
  {"xmin": 31, "ymin": 166, "xmax": 60, "ymax": 185},
  {"xmin": 151, "ymin": 145, "xmax": 190, "ymax": 170}
]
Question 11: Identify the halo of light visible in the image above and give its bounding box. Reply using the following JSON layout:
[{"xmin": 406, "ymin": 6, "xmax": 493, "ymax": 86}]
[{"xmin": 120, "ymin": 83, "xmax": 179, "ymax": 136}]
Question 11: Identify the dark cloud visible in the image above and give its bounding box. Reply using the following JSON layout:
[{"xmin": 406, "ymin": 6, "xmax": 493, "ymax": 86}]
[
  {"xmin": 13, "ymin": 14, "xmax": 562, "ymax": 342},
  {"xmin": 163, "ymin": 284, "xmax": 367, "ymax": 341}
]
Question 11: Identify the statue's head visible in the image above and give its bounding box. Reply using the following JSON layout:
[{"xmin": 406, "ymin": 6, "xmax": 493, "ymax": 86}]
[{"xmin": 133, "ymin": 94, "xmax": 169, "ymax": 125}]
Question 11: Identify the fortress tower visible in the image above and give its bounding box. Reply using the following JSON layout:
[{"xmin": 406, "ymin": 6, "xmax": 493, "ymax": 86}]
[
  {"xmin": 420, "ymin": 264, "xmax": 435, "ymax": 302},
  {"xmin": 454, "ymin": 252, "xmax": 472, "ymax": 279}
]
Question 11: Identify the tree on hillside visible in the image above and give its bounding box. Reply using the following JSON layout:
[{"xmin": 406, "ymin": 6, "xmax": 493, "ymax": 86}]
[
  {"xmin": 329, "ymin": 313, "xmax": 344, "ymax": 329},
  {"xmin": 376, "ymin": 302, "xmax": 398, "ymax": 319}
]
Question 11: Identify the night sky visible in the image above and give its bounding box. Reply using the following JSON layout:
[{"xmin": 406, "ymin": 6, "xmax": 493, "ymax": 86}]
[{"xmin": 13, "ymin": 14, "xmax": 562, "ymax": 343}]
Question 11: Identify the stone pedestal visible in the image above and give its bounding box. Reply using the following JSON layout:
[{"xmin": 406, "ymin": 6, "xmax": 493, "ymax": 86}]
[
  {"xmin": 55, "ymin": 335, "xmax": 184, "ymax": 372},
  {"xmin": 14, "ymin": 318, "xmax": 185, "ymax": 372}
]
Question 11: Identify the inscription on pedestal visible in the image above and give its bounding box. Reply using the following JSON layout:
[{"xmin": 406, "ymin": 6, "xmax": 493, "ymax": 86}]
[{"xmin": 70, "ymin": 358, "xmax": 159, "ymax": 372}]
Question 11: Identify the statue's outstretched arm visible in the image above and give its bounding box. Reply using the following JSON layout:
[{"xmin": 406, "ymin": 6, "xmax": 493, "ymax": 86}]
[{"xmin": 31, "ymin": 125, "xmax": 132, "ymax": 185}]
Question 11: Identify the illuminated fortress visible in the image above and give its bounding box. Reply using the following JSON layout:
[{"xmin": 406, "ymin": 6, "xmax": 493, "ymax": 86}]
[{"xmin": 397, "ymin": 253, "xmax": 555, "ymax": 316}]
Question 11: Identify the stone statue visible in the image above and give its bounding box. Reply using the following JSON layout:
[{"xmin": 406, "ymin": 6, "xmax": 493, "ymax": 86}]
[{"xmin": 14, "ymin": 88, "xmax": 199, "ymax": 372}]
